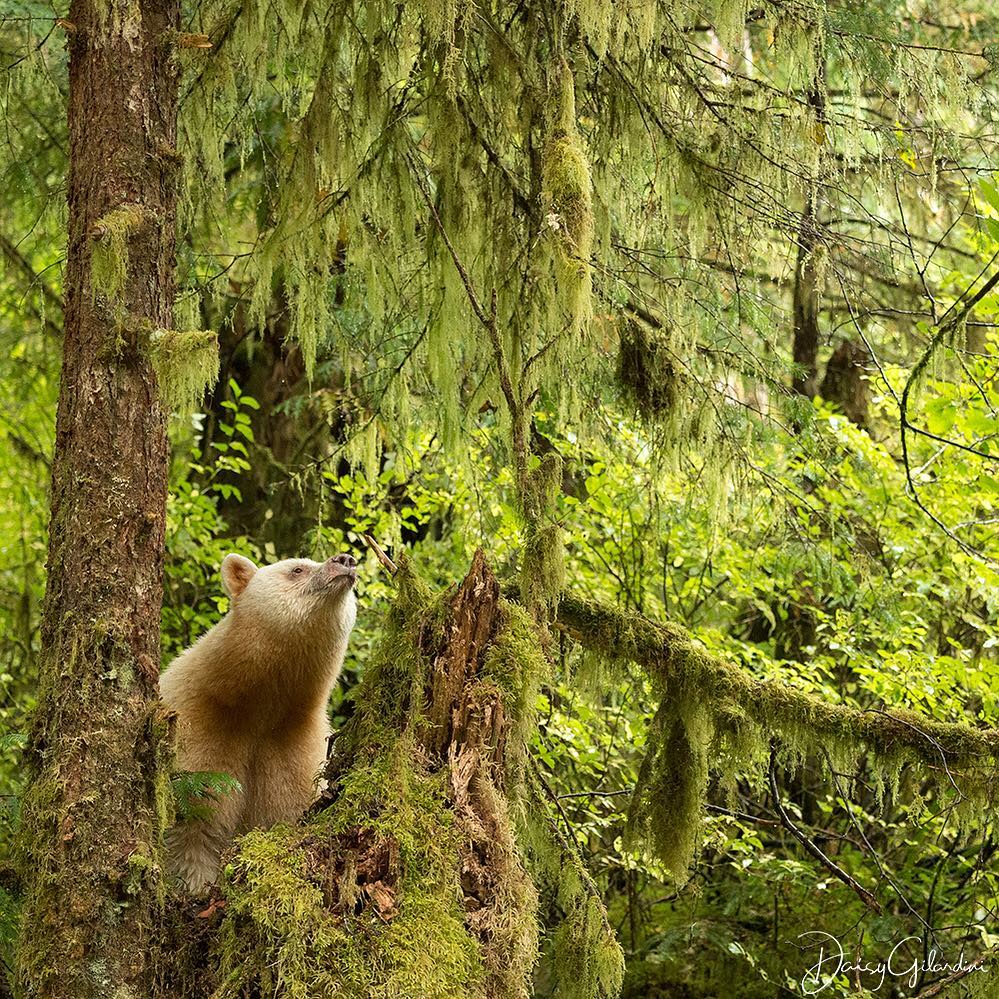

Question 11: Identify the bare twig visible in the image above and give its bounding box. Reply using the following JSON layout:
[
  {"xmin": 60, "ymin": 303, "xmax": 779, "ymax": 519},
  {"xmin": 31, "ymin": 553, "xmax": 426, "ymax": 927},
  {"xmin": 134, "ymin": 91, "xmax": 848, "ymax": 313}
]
[
  {"xmin": 529, "ymin": 752, "xmax": 581, "ymax": 852},
  {"xmin": 768, "ymin": 748, "xmax": 883, "ymax": 914},
  {"xmin": 362, "ymin": 534, "xmax": 398, "ymax": 576}
]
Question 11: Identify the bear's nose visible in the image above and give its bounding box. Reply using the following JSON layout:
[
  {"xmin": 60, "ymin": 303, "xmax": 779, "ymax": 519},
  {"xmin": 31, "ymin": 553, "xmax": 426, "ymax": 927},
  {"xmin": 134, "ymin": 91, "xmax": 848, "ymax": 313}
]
[{"xmin": 332, "ymin": 553, "xmax": 356, "ymax": 569}]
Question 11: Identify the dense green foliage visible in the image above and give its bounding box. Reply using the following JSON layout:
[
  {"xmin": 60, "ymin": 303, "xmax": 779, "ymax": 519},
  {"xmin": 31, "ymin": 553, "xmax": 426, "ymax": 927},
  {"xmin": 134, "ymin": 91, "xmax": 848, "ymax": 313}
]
[{"xmin": 4, "ymin": 0, "xmax": 999, "ymax": 995}]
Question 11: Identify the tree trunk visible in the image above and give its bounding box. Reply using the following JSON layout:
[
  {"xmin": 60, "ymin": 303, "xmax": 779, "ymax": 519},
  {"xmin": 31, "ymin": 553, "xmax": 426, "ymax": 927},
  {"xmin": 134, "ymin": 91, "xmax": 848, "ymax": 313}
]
[
  {"xmin": 791, "ymin": 58, "xmax": 826, "ymax": 400},
  {"xmin": 791, "ymin": 190, "xmax": 821, "ymax": 398},
  {"xmin": 820, "ymin": 339, "xmax": 870, "ymax": 427},
  {"xmin": 15, "ymin": 2, "xmax": 180, "ymax": 996}
]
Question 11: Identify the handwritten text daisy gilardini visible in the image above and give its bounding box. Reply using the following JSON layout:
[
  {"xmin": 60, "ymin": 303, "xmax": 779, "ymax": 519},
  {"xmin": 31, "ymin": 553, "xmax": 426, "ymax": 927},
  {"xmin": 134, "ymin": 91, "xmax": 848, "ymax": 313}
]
[{"xmin": 797, "ymin": 931, "xmax": 989, "ymax": 995}]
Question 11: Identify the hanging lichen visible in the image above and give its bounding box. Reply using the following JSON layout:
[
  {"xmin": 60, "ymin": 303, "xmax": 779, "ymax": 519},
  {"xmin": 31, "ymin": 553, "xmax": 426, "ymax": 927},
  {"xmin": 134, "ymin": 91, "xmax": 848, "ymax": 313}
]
[
  {"xmin": 626, "ymin": 692, "xmax": 713, "ymax": 884},
  {"xmin": 518, "ymin": 767, "xmax": 625, "ymax": 999},
  {"xmin": 89, "ymin": 204, "xmax": 151, "ymax": 306},
  {"xmin": 156, "ymin": 0, "xmax": 997, "ymax": 550},
  {"xmin": 148, "ymin": 329, "xmax": 220, "ymax": 415},
  {"xmin": 617, "ymin": 318, "xmax": 687, "ymax": 428},
  {"xmin": 549, "ymin": 881, "xmax": 625, "ymax": 999},
  {"xmin": 542, "ymin": 60, "xmax": 594, "ymax": 337}
]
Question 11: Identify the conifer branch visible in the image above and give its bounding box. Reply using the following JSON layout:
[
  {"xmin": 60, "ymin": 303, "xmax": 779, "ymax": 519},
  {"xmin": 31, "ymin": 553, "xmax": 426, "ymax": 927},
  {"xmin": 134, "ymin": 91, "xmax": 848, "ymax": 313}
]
[
  {"xmin": 406, "ymin": 151, "xmax": 528, "ymax": 486},
  {"xmin": 898, "ymin": 258, "xmax": 999, "ymax": 561}
]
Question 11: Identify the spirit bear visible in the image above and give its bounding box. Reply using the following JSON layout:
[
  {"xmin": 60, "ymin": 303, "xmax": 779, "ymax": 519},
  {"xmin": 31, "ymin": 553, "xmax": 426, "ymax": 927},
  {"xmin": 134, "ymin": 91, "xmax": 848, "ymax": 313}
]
[{"xmin": 160, "ymin": 551, "xmax": 358, "ymax": 891}]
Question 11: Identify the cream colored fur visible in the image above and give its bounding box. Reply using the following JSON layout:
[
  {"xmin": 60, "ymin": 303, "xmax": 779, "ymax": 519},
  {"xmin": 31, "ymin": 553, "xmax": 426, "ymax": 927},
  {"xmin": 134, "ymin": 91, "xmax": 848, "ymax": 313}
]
[{"xmin": 160, "ymin": 552, "xmax": 357, "ymax": 891}]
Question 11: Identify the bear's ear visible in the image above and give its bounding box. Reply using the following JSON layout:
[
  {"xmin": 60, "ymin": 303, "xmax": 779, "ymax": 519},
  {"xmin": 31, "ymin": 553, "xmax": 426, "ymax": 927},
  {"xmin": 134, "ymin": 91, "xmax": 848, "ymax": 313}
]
[{"xmin": 221, "ymin": 553, "xmax": 257, "ymax": 598}]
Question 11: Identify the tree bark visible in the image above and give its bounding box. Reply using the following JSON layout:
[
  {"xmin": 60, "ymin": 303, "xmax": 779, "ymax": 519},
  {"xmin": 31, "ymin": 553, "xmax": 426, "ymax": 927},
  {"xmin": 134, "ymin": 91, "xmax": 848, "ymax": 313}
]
[
  {"xmin": 820, "ymin": 339, "xmax": 870, "ymax": 426},
  {"xmin": 15, "ymin": 2, "xmax": 180, "ymax": 996}
]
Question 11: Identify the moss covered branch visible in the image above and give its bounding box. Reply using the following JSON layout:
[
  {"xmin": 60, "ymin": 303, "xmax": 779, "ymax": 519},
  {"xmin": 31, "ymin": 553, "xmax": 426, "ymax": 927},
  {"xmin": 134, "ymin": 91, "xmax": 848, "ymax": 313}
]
[
  {"xmin": 556, "ymin": 594, "xmax": 999, "ymax": 795},
  {"xmin": 469, "ymin": 569, "xmax": 999, "ymax": 891},
  {"xmin": 541, "ymin": 60, "xmax": 593, "ymax": 335},
  {"xmin": 554, "ymin": 592, "xmax": 999, "ymax": 883}
]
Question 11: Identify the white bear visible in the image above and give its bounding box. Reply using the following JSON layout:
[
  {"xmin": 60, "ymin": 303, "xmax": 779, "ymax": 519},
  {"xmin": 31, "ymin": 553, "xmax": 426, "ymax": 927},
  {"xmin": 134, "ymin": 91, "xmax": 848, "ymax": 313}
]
[{"xmin": 160, "ymin": 552, "xmax": 357, "ymax": 890}]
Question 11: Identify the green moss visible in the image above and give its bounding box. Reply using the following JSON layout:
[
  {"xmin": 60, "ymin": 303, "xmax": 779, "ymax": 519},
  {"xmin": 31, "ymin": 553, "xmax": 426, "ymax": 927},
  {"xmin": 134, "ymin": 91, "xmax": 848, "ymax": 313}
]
[
  {"xmin": 148, "ymin": 329, "xmax": 220, "ymax": 416},
  {"xmin": 550, "ymin": 887, "xmax": 625, "ymax": 999},
  {"xmin": 90, "ymin": 205, "xmax": 151, "ymax": 306},
  {"xmin": 559, "ymin": 594, "xmax": 999, "ymax": 771},
  {"xmin": 519, "ymin": 453, "xmax": 567, "ymax": 614},
  {"xmin": 481, "ymin": 599, "xmax": 552, "ymax": 783},
  {"xmin": 627, "ymin": 693, "xmax": 712, "ymax": 884},
  {"xmin": 519, "ymin": 771, "xmax": 625, "ymax": 999},
  {"xmin": 463, "ymin": 769, "xmax": 540, "ymax": 998},
  {"xmin": 555, "ymin": 593, "xmax": 999, "ymax": 875},
  {"xmin": 214, "ymin": 827, "xmax": 351, "ymax": 998},
  {"xmin": 617, "ymin": 319, "xmax": 687, "ymax": 430},
  {"xmin": 332, "ymin": 557, "xmax": 436, "ymax": 758},
  {"xmin": 521, "ymin": 523, "xmax": 566, "ymax": 617},
  {"xmin": 14, "ymin": 630, "xmax": 170, "ymax": 996},
  {"xmin": 217, "ymin": 740, "xmax": 486, "ymax": 999},
  {"xmin": 124, "ymin": 845, "xmax": 157, "ymax": 895}
]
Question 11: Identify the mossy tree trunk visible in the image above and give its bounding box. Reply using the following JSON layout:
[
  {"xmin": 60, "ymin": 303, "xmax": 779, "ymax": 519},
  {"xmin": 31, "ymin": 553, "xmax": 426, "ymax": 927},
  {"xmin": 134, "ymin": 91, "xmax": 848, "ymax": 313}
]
[
  {"xmin": 820, "ymin": 339, "xmax": 870, "ymax": 426},
  {"xmin": 15, "ymin": 2, "xmax": 180, "ymax": 996},
  {"xmin": 791, "ymin": 190, "xmax": 821, "ymax": 398}
]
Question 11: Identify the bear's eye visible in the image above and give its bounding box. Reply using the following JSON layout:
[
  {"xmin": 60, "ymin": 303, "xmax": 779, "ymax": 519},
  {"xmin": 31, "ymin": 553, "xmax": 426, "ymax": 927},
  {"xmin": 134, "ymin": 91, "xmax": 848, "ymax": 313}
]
[{"xmin": 292, "ymin": 566, "xmax": 305, "ymax": 575}]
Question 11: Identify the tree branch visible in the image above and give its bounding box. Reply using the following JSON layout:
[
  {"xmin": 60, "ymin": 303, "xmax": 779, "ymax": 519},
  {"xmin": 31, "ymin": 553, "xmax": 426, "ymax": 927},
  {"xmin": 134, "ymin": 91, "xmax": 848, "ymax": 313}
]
[
  {"xmin": 768, "ymin": 747, "xmax": 882, "ymax": 913},
  {"xmin": 0, "ymin": 231, "xmax": 63, "ymax": 338},
  {"xmin": 555, "ymin": 593, "xmax": 999, "ymax": 778}
]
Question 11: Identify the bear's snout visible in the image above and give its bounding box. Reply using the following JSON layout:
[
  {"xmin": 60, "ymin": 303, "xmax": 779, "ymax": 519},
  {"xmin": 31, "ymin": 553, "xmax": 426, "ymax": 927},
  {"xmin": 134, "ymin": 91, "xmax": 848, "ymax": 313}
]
[{"xmin": 324, "ymin": 553, "xmax": 357, "ymax": 589}]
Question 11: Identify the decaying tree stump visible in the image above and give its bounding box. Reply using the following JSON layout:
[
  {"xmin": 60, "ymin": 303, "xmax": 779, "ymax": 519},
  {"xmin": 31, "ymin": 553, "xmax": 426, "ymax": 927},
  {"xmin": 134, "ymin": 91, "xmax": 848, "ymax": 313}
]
[
  {"xmin": 322, "ymin": 549, "xmax": 538, "ymax": 994},
  {"xmin": 417, "ymin": 551, "xmax": 532, "ymax": 984},
  {"xmin": 161, "ymin": 551, "xmax": 624, "ymax": 998}
]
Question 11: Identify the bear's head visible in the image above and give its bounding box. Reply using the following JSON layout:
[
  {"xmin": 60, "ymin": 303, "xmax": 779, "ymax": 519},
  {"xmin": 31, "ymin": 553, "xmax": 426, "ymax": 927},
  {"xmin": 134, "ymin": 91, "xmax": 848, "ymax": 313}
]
[{"xmin": 220, "ymin": 552, "xmax": 358, "ymax": 640}]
